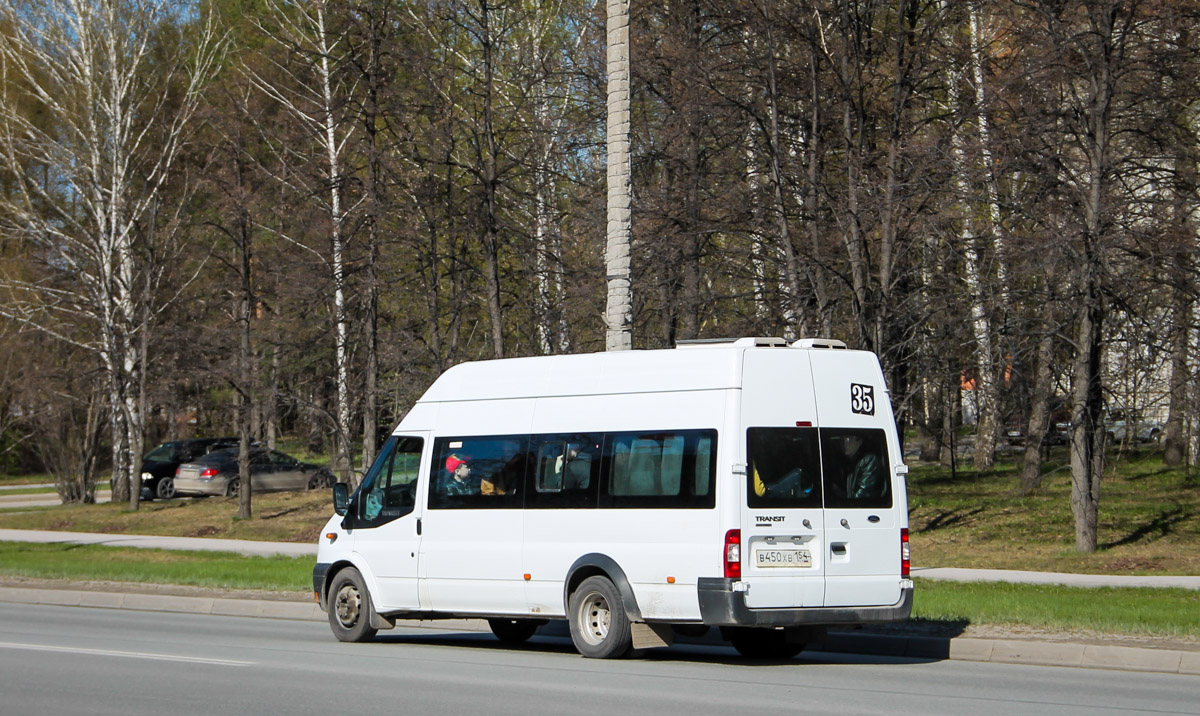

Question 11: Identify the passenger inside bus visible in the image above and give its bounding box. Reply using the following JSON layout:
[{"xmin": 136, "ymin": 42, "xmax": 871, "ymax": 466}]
[
  {"xmin": 842, "ymin": 435, "xmax": 885, "ymax": 499},
  {"xmin": 441, "ymin": 454, "xmax": 479, "ymax": 495}
]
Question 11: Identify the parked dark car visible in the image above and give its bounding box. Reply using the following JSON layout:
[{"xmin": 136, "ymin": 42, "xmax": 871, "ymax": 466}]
[
  {"xmin": 140, "ymin": 437, "xmax": 239, "ymax": 500},
  {"xmin": 174, "ymin": 447, "xmax": 334, "ymax": 497}
]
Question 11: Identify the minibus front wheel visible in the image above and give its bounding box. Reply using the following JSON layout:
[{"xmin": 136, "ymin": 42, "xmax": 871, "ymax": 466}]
[
  {"xmin": 328, "ymin": 566, "xmax": 378, "ymax": 642},
  {"xmin": 568, "ymin": 576, "xmax": 633, "ymax": 658}
]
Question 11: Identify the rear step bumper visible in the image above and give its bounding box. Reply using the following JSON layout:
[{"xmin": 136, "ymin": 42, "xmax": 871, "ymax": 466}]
[{"xmin": 697, "ymin": 578, "xmax": 913, "ymax": 627}]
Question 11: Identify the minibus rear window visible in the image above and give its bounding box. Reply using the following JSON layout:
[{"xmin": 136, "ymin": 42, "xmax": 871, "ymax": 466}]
[
  {"xmin": 746, "ymin": 427, "xmax": 822, "ymax": 508},
  {"xmin": 820, "ymin": 428, "xmax": 891, "ymax": 509}
]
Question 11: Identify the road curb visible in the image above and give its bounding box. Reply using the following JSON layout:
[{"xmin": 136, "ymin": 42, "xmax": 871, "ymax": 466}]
[{"xmin": 2, "ymin": 585, "xmax": 1196, "ymax": 675}]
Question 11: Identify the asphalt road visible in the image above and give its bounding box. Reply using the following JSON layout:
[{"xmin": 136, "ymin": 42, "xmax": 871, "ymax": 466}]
[{"xmin": 1, "ymin": 603, "xmax": 1196, "ymax": 716}]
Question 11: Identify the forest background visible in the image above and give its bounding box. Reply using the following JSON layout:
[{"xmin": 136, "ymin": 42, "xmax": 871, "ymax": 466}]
[{"xmin": 1, "ymin": 0, "xmax": 1198, "ymax": 554}]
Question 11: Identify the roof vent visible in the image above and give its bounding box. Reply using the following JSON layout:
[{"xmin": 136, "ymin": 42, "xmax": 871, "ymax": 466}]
[
  {"xmin": 791, "ymin": 337, "xmax": 848, "ymax": 350},
  {"xmin": 676, "ymin": 337, "xmax": 788, "ymax": 349}
]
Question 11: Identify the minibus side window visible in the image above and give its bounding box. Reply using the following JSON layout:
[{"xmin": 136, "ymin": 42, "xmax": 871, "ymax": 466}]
[
  {"xmin": 601, "ymin": 429, "xmax": 716, "ymax": 509},
  {"xmin": 819, "ymin": 428, "xmax": 891, "ymax": 509},
  {"xmin": 525, "ymin": 434, "xmax": 601, "ymax": 509},
  {"xmin": 355, "ymin": 436, "xmax": 422, "ymax": 528},
  {"xmin": 746, "ymin": 427, "xmax": 822, "ymax": 508},
  {"xmin": 428, "ymin": 436, "xmax": 527, "ymax": 509}
]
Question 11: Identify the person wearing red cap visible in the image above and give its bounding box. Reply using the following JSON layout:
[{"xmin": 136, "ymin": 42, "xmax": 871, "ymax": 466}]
[{"xmin": 442, "ymin": 454, "xmax": 477, "ymax": 495}]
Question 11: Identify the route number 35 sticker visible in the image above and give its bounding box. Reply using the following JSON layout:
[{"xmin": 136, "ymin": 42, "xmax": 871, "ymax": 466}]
[{"xmin": 851, "ymin": 384, "xmax": 875, "ymax": 415}]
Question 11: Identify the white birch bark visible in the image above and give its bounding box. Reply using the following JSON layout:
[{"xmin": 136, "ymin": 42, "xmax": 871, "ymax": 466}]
[
  {"xmin": 0, "ymin": 0, "xmax": 223, "ymax": 506},
  {"xmin": 248, "ymin": 0, "xmax": 356, "ymax": 481},
  {"xmin": 945, "ymin": 0, "xmax": 998, "ymax": 470},
  {"xmin": 968, "ymin": 3, "xmax": 1009, "ymax": 304}
]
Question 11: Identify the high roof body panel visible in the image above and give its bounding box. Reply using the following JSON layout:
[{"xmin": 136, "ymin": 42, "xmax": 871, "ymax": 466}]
[{"xmin": 416, "ymin": 338, "xmax": 856, "ymax": 404}]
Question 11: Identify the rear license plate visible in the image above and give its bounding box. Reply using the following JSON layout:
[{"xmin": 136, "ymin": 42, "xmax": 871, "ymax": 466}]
[{"xmin": 755, "ymin": 548, "xmax": 812, "ymax": 568}]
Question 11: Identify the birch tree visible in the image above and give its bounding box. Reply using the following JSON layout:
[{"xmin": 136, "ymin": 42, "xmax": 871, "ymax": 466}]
[
  {"xmin": 945, "ymin": 0, "xmax": 1000, "ymax": 470},
  {"xmin": 0, "ymin": 0, "xmax": 223, "ymax": 506},
  {"xmin": 247, "ymin": 0, "xmax": 359, "ymax": 483}
]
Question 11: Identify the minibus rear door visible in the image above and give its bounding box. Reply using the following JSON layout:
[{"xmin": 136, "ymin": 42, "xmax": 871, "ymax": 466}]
[{"xmin": 739, "ymin": 349, "xmax": 826, "ymax": 609}]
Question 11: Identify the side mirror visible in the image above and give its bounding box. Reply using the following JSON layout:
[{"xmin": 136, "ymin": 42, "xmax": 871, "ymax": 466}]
[{"xmin": 333, "ymin": 482, "xmax": 350, "ymax": 516}]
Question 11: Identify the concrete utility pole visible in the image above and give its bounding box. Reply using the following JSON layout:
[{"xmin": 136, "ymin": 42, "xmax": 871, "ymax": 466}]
[{"xmin": 605, "ymin": 0, "xmax": 633, "ymax": 351}]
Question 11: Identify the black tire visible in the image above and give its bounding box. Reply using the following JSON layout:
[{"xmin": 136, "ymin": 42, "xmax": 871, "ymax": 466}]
[
  {"xmin": 156, "ymin": 477, "xmax": 176, "ymax": 500},
  {"xmin": 727, "ymin": 627, "xmax": 804, "ymax": 659},
  {"xmin": 225, "ymin": 477, "xmax": 240, "ymax": 497},
  {"xmin": 487, "ymin": 618, "xmax": 539, "ymax": 644},
  {"xmin": 568, "ymin": 576, "xmax": 633, "ymax": 659},
  {"xmin": 308, "ymin": 470, "xmax": 333, "ymax": 490},
  {"xmin": 327, "ymin": 566, "xmax": 378, "ymax": 642}
]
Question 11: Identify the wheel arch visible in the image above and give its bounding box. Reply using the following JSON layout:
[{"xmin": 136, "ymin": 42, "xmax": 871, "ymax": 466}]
[
  {"xmin": 317, "ymin": 557, "xmax": 378, "ymax": 611},
  {"xmin": 563, "ymin": 553, "xmax": 642, "ymax": 622}
]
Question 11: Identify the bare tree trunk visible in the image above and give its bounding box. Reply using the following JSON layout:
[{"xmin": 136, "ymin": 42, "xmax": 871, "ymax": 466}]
[
  {"xmin": 946, "ymin": 0, "xmax": 998, "ymax": 470},
  {"xmin": 317, "ymin": 4, "xmax": 355, "ymax": 481},
  {"xmin": 479, "ymin": 0, "xmax": 504, "ymax": 360},
  {"xmin": 360, "ymin": 9, "xmax": 385, "ymax": 470},
  {"xmin": 804, "ymin": 43, "xmax": 831, "ymax": 339},
  {"xmin": 1069, "ymin": 263, "xmax": 1105, "ymax": 552},
  {"xmin": 761, "ymin": 18, "xmax": 804, "ymax": 337},
  {"xmin": 1163, "ymin": 121, "xmax": 1196, "ymax": 466},
  {"xmin": 834, "ymin": 8, "xmax": 871, "ymax": 350},
  {"xmin": 968, "ymin": 2, "xmax": 1009, "ymax": 302},
  {"xmin": 267, "ymin": 347, "xmax": 279, "ymax": 450},
  {"xmin": 1022, "ymin": 316, "xmax": 1058, "ymax": 492},
  {"xmin": 605, "ymin": 0, "xmax": 633, "ymax": 351},
  {"xmin": 250, "ymin": 0, "xmax": 355, "ymax": 480},
  {"xmin": 1163, "ymin": 287, "xmax": 1190, "ymax": 466},
  {"xmin": 237, "ymin": 205, "xmax": 254, "ymax": 520}
]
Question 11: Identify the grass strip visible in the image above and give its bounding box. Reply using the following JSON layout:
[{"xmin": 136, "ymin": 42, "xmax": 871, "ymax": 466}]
[
  {"xmin": 0, "ymin": 541, "xmax": 312, "ymax": 592},
  {"xmin": 913, "ymin": 578, "xmax": 1200, "ymax": 638},
  {"xmin": 0, "ymin": 487, "xmax": 59, "ymax": 496}
]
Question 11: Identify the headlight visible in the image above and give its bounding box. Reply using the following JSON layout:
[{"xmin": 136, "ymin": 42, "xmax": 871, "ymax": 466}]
[{"xmin": 141, "ymin": 472, "xmax": 153, "ymax": 481}]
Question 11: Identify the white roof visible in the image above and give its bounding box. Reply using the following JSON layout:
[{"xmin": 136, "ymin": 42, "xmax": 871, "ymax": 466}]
[{"xmin": 417, "ymin": 338, "xmax": 850, "ymax": 403}]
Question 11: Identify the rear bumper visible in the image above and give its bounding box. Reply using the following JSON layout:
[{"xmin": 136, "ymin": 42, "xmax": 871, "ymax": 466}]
[
  {"xmin": 173, "ymin": 478, "xmax": 228, "ymax": 496},
  {"xmin": 697, "ymin": 578, "xmax": 913, "ymax": 627}
]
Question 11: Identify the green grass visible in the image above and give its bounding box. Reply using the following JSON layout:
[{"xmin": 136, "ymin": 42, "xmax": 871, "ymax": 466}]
[
  {"xmin": 908, "ymin": 448, "xmax": 1200, "ymax": 574},
  {"xmin": 0, "ymin": 541, "xmax": 312, "ymax": 592},
  {"xmin": 0, "ymin": 486, "xmax": 58, "ymax": 496},
  {"xmin": 912, "ymin": 579, "xmax": 1200, "ymax": 638},
  {"xmin": 0, "ymin": 474, "xmax": 53, "ymax": 487}
]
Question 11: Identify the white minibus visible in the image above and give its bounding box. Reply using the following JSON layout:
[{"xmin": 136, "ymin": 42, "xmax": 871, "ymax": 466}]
[{"xmin": 314, "ymin": 337, "xmax": 913, "ymax": 658}]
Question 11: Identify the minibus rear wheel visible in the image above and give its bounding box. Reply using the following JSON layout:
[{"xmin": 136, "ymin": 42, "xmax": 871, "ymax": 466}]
[
  {"xmin": 568, "ymin": 576, "xmax": 633, "ymax": 658},
  {"xmin": 328, "ymin": 567, "xmax": 378, "ymax": 642}
]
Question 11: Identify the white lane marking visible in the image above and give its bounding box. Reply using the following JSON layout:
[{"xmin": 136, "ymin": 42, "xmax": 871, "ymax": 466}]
[{"xmin": 0, "ymin": 641, "xmax": 255, "ymax": 666}]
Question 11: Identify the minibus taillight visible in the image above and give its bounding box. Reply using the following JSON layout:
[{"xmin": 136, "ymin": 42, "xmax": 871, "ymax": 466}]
[
  {"xmin": 900, "ymin": 528, "xmax": 910, "ymax": 577},
  {"xmin": 724, "ymin": 529, "xmax": 741, "ymax": 579}
]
